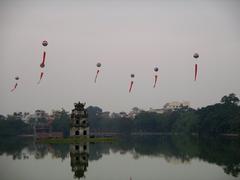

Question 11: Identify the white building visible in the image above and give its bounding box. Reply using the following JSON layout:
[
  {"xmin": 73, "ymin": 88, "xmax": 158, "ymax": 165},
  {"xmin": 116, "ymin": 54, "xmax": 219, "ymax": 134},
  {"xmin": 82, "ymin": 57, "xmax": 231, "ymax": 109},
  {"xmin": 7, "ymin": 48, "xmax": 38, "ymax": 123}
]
[
  {"xmin": 163, "ymin": 101, "xmax": 190, "ymax": 111},
  {"xmin": 22, "ymin": 110, "xmax": 48, "ymax": 124}
]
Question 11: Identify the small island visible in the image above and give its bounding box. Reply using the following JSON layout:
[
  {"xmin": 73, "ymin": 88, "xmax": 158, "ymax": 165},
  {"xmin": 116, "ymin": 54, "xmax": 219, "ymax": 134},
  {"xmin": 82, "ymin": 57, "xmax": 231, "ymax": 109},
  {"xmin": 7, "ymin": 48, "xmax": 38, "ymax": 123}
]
[{"xmin": 38, "ymin": 102, "xmax": 114, "ymax": 144}]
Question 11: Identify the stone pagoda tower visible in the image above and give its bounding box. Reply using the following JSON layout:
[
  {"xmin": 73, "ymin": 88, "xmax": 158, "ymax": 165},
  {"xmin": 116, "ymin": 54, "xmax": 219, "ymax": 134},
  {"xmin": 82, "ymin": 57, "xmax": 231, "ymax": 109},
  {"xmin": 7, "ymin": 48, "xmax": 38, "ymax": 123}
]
[{"xmin": 70, "ymin": 102, "xmax": 89, "ymax": 137}]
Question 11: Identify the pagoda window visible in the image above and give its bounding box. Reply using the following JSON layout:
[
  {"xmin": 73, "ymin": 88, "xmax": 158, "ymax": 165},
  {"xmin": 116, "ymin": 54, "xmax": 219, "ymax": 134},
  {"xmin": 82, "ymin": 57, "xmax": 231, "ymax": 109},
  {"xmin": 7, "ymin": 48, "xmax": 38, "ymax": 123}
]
[{"xmin": 75, "ymin": 131, "xmax": 79, "ymax": 136}]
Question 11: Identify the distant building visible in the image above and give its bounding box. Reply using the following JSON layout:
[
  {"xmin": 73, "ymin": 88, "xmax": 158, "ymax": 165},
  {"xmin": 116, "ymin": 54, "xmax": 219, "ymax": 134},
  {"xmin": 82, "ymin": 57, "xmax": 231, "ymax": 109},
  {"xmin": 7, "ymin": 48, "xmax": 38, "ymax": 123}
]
[
  {"xmin": 22, "ymin": 110, "xmax": 48, "ymax": 124},
  {"xmin": 35, "ymin": 110, "xmax": 48, "ymax": 119},
  {"xmin": 119, "ymin": 112, "xmax": 128, "ymax": 118},
  {"xmin": 163, "ymin": 101, "xmax": 190, "ymax": 111},
  {"xmin": 148, "ymin": 101, "xmax": 190, "ymax": 114}
]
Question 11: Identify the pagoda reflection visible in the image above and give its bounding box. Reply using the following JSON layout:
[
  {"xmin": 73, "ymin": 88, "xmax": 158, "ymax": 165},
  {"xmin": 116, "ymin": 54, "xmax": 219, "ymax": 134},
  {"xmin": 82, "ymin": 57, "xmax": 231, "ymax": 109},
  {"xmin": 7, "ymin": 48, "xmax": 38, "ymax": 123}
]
[{"xmin": 70, "ymin": 143, "xmax": 89, "ymax": 179}]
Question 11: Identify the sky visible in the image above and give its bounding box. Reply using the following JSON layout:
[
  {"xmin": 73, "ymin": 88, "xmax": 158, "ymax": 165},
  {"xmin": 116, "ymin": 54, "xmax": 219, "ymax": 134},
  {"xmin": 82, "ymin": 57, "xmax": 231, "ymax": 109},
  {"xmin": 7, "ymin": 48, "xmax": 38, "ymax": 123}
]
[{"xmin": 0, "ymin": 0, "xmax": 240, "ymax": 115}]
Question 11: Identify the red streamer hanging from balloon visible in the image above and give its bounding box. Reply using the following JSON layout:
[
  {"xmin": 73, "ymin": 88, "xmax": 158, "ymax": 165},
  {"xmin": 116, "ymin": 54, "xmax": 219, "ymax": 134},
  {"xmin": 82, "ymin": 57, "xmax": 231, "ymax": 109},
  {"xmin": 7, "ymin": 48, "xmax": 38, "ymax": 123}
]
[
  {"xmin": 94, "ymin": 70, "xmax": 100, "ymax": 83},
  {"xmin": 38, "ymin": 72, "xmax": 44, "ymax": 84},
  {"xmin": 40, "ymin": 51, "xmax": 46, "ymax": 68},
  {"xmin": 11, "ymin": 83, "xmax": 18, "ymax": 92},
  {"xmin": 194, "ymin": 64, "xmax": 198, "ymax": 81},
  {"xmin": 10, "ymin": 76, "xmax": 19, "ymax": 92},
  {"xmin": 153, "ymin": 75, "xmax": 158, "ymax": 88},
  {"xmin": 129, "ymin": 81, "xmax": 134, "ymax": 93}
]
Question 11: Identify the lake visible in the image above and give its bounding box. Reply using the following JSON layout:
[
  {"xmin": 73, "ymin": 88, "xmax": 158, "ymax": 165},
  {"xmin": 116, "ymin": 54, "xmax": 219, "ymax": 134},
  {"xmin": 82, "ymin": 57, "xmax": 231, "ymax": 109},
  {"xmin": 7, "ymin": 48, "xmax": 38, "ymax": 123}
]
[{"xmin": 0, "ymin": 135, "xmax": 239, "ymax": 180}]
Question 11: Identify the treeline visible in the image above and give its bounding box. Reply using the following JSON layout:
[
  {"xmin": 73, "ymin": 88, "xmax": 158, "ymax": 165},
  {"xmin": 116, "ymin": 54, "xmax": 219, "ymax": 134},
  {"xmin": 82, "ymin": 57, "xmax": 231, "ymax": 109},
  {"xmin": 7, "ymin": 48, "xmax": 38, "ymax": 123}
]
[
  {"xmin": 0, "ymin": 136, "xmax": 239, "ymax": 177},
  {"xmin": 0, "ymin": 115, "xmax": 32, "ymax": 136},
  {"xmin": 88, "ymin": 93, "xmax": 240, "ymax": 135},
  {"xmin": 0, "ymin": 93, "xmax": 239, "ymax": 136}
]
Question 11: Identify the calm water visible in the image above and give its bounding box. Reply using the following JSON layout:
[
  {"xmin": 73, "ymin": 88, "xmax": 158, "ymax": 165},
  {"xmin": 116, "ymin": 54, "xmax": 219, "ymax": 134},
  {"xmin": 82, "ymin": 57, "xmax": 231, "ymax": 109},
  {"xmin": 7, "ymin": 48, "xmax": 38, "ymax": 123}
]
[{"xmin": 0, "ymin": 135, "xmax": 239, "ymax": 180}]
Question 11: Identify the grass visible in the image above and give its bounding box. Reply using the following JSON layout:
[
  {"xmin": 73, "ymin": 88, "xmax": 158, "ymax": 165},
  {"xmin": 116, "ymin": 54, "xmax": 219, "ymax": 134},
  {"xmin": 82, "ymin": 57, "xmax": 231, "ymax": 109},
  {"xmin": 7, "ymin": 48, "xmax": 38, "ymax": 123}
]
[{"xmin": 37, "ymin": 137, "xmax": 115, "ymax": 144}]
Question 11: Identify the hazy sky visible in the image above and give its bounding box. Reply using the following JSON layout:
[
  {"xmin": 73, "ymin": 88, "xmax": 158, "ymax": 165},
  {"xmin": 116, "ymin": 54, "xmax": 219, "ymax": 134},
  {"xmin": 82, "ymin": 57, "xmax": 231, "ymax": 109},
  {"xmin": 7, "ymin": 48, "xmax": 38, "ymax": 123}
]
[{"xmin": 0, "ymin": 0, "xmax": 240, "ymax": 115}]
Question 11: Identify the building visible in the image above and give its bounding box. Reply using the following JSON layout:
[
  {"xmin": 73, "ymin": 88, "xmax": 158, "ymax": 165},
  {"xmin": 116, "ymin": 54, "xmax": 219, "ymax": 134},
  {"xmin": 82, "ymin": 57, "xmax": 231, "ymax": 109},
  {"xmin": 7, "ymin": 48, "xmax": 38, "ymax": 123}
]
[
  {"xmin": 119, "ymin": 112, "xmax": 128, "ymax": 118},
  {"xmin": 163, "ymin": 101, "xmax": 190, "ymax": 111},
  {"xmin": 35, "ymin": 110, "xmax": 48, "ymax": 119},
  {"xmin": 70, "ymin": 102, "xmax": 89, "ymax": 137},
  {"xmin": 22, "ymin": 110, "xmax": 48, "ymax": 124}
]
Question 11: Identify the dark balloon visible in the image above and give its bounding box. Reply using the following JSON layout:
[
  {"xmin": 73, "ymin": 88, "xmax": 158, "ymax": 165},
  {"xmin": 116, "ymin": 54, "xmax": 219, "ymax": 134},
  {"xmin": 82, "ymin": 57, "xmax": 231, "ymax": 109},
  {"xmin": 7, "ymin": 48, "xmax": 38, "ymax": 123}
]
[
  {"xmin": 154, "ymin": 67, "xmax": 159, "ymax": 72},
  {"xmin": 96, "ymin": 62, "xmax": 101, "ymax": 67},
  {"xmin": 15, "ymin": 76, "xmax": 19, "ymax": 80},
  {"xmin": 193, "ymin": 53, "xmax": 199, "ymax": 59},
  {"xmin": 131, "ymin": 74, "xmax": 135, "ymax": 78},
  {"xmin": 42, "ymin": 40, "xmax": 48, "ymax": 47},
  {"xmin": 40, "ymin": 63, "xmax": 45, "ymax": 68}
]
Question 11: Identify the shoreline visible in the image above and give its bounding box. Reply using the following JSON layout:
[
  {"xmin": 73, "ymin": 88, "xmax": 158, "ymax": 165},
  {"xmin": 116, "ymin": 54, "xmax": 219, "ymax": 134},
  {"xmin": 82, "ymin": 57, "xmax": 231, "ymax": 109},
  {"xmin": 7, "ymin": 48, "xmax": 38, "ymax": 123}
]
[{"xmin": 37, "ymin": 137, "xmax": 115, "ymax": 144}]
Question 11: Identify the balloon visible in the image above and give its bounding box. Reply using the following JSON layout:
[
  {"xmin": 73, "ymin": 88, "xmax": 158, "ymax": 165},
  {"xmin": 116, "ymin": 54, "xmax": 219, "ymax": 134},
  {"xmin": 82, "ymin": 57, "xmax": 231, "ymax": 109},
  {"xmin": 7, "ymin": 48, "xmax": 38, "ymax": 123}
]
[
  {"xmin": 131, "ymin": 74, "xmax": 135, "ymax": 78},
  {"xmin": 96, "ymin": 62, "xmax": 101, "ymax": 67},
  {"xmin": 193, "ymin": 53, "xmax": 199, "ymax": 59},
  {"xmin": 42, "ymin": 40, "xmax": 48, "ymax": 47},
  {"xmin": 15, "ymin": 76, "xmax": 19, "ymax": 80},
  {"xmin": 154, "ymin": 67, "xmax": 159, "ymax": 72}
]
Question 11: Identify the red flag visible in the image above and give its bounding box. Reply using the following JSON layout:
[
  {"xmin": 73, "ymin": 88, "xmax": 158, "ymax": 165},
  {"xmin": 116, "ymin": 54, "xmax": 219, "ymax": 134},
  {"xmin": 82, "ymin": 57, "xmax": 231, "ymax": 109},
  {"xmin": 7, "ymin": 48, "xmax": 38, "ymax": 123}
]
[
  {"xmin": 129, "ymin": 81, "xmax": 134, "ymax": 93},
  {"xmin": 153, "ymin": 75, "xmax": 158, "ymax": 88},
  {"xmin": 38, "ymin": 72, "xmax": 44, "ymax": 84},
  {"xmin": 40, "ymin": 51, "xmax": 46, "ymax": 68},
  {"xmin": 11, "ymin": 83, "xmax": 18, "ymax": 92},
  {"xmin": 94, "ymin": 70, "xmax": 100, "ymax": 83},
  {"xmin": 194, "ymin": 64, "xmax": 198, "ymax": 81}
]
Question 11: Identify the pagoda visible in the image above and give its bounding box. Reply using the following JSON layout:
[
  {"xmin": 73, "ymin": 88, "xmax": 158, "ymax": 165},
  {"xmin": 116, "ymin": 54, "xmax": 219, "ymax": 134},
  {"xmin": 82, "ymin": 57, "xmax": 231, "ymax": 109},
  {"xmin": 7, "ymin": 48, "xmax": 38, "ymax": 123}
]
[{"xmin": 70, "ymin": 102, "xmax": 89, "ymax": 137}]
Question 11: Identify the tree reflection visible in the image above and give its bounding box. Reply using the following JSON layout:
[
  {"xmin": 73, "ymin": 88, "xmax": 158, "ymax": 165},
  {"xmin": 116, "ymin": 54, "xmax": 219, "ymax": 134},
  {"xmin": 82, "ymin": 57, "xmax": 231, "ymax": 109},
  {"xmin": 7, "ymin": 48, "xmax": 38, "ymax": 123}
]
[{"xmin": 0, "ymin": 136, "xmax": 239, "ymax": 177}]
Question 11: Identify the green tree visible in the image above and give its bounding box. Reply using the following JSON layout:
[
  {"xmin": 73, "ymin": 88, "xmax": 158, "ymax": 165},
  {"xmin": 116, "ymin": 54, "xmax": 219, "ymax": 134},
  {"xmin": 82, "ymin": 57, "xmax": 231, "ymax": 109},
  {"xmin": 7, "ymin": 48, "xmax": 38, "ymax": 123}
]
[
  {"xmin": 221, "ymin": 93, "xmax": 239, "ymax": 105},
  {"xmin": 51, "ymin": 109, "xmax": 70, "ymax": 137}
]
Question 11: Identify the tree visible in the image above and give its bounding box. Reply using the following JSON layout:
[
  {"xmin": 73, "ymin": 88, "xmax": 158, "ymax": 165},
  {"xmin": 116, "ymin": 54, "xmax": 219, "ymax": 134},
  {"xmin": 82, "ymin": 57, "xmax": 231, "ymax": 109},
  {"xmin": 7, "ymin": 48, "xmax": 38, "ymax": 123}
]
[
  {"xmin": 87, "ymin": 106, "xmax": 102, "ymax": 118},
  {"xmin": 51, "ymin": 109, "xmax": 70, "ymax": 137},
  {"xmin": 221, "ymin": 93, "xmax": 239, "ymax": 105}
]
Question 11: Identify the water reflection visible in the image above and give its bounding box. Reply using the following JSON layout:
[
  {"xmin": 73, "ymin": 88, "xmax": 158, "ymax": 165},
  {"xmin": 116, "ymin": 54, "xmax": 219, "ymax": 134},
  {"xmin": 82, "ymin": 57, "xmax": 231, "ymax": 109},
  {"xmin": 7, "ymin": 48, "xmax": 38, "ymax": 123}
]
[
  {"xmin": 70, "ymin": 143, "xmax": 89, "ymax": 179},
  {"xmin": 0, "ymin": 135, "xmax": 239, "ymax": 178}
]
